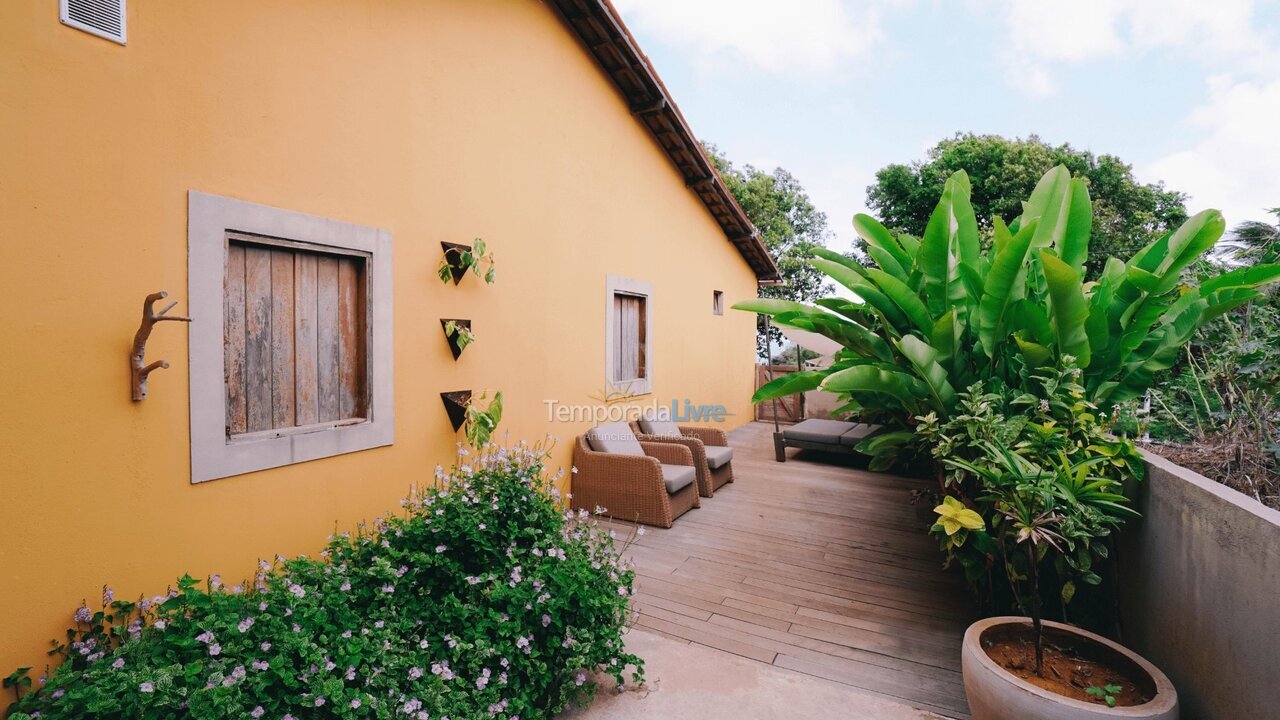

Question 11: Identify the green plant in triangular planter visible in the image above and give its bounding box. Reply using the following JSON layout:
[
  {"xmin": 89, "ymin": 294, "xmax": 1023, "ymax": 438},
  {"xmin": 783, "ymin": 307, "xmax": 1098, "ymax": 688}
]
[
  {"xmin": 441, "ymin": 319, "xmax": 474, "ymax": 360},
  {"xmin": 438, "ymin": 238, "xmax": 496, "ymax": 285}
]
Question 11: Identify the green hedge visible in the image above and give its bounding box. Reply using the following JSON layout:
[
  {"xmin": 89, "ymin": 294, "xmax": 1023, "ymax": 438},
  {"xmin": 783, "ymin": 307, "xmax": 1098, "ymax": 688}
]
[{"xmin": 5, "ymin": 443, "xmax": 642, "ymax": 719}]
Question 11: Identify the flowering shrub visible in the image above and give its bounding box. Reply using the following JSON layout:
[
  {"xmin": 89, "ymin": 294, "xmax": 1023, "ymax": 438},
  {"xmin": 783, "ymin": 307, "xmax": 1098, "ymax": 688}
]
[{"xmin": 5, "ymin": 442, "xmax": 642, "ymax": 719}]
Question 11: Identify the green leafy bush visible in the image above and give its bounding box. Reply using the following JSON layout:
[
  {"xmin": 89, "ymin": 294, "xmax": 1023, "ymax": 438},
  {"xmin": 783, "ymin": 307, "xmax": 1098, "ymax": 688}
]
[
  {"xmin": 6, "ymin": 443, "xmax": 642, "ymax": 719},
  {"xmin": 916, "ymin": 362, "xmax": 1141, "ymax": 625},
  {"xmin": 738, "ymin": 165, "xmax": 1280, "ymax": 470}
]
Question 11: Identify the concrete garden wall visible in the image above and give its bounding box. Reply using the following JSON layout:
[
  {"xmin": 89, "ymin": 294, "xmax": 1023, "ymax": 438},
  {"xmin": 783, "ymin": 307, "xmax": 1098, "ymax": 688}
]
[{"xmin": 1117, "ymin": 451, "xmax": 1280, "ymax": 720}]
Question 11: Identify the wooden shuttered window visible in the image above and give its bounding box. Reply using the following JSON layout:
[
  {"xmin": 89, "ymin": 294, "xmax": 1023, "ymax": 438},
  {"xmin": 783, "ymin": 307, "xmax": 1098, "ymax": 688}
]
[
  {"xmin": 612, "ymin": 293, "xmax": 646, "ymax": 382},
  {"xmin": 224, "ymin": 234, "xmax": 369, "ymax": 438}
]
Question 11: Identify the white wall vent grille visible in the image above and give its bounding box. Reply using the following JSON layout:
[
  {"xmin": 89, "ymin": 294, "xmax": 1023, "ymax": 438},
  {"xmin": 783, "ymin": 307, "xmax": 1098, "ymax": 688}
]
[{"xmin": 60, "ymin": 0, "xmax": 126, "ymax": 45}]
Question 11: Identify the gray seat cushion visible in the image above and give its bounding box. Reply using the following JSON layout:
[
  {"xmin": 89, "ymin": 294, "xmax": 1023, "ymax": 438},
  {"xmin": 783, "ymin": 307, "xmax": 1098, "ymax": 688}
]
[
  {"xmin": 704, "ymin": 445, "xmax": 734, "ymax": 469},
  {"xmin": 838, "ymin": 424, "xmax": 877, "ymax": 447},
  {"xmin": 660, "ymin": 464, "xmax": 696, "ymax": 494},
  {"xmin": 782, "ymin": 419, "xmax": 859, "ymax": 445},
  {"xmin": 638, "ymin": 418, "xmax": 683, "ymax": 437},
  {"xmin": 586, "ymin": 422, "xmax": 645, "ymax": 456}
]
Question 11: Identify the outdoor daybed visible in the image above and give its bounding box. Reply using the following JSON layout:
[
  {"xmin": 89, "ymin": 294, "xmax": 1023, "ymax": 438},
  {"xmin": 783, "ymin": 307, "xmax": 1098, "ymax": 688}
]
[
  {"xmin": 773, "ymin": 419, "xmax": 879, "ymax": 463},
  {"xmin": 571, "ymin": 422, "xmax": 701, "ymax": 528}
]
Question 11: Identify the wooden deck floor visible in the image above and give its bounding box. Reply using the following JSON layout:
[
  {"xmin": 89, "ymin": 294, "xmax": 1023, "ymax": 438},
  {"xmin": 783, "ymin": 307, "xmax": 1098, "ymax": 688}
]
[{"xmin": 602, "ymin": 421, "xmax": 976, "ymax": 719}]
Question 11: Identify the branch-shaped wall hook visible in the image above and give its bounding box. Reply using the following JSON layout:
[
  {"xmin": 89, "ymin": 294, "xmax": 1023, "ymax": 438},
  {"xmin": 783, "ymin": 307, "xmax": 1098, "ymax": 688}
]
[{"xmin": 131, "ymin": 291, "xmax": 191, "ymax": 401}]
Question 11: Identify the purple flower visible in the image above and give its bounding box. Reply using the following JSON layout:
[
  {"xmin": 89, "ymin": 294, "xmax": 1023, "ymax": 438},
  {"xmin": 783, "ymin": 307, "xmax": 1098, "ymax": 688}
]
[
  {"xmin": 195, "ymin": 631, "xmax": 215, "ymax": 644},
  {"xmin": 351, "ymin": 698, "xmax": 362, "ymax": 709},
  {"xmin": 250, "ymin": 707, "xmax": 264, "ymax": 719},
  {"xmin": 237, "ymin": 617, "xmax": 255, "ymax": 633},
  {"xmin": 139, "ymin": 682, "xmax": 154, "ymax": 693},
  {"xmin": 252, "ymin": 660, "xmax": 269, "ymax": 671},
  {"xmin": 314, "ymin": 696, "xmax": 326, "ymax": 707},
  {"xmin": 260, "ymin": 641, "xmax": 271, "ymax": 652},
  {"xmin": 73, "ymin": 606, "xmax": 92, "ymax": 624},
  {"xmin": 112, "ymin": 658, "xmax": 125, "ymax": 670},
  {"xmin": 340, "ymin": 582, "xmax": 352, "ymax": 592},
  {"xmin": 207, "ymin": 644, "xmax": 221, "ymax": 656},
  {"xmin": 409, "ymin": 667, "xmax": 424, "ymax": 680}
]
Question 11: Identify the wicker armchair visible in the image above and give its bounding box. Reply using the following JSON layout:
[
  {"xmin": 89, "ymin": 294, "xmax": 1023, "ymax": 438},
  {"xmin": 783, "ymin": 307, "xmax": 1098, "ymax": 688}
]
[
  {"xmin": 571, "ymin": 424, "xmax": 701, "ymax": 528},
  {"xmin": 630, "ymin": 419, "xmax": 735, "ymax": 498}
]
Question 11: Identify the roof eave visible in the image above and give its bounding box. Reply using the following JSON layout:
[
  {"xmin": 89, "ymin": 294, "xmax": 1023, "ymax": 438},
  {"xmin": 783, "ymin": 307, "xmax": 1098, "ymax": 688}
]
[{"xmin": 549, "ymin": 0, "xmax": 781, "ymax": 282}]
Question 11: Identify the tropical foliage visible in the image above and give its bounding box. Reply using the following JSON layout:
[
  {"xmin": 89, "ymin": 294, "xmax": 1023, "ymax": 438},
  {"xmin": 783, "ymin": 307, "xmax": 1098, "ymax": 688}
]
[
  {"xmin": 738, "ymin": 165, "xmax": 1280, "ymax": 471},
  {"xmin": 916, "ymin": 364, "xmax": 1141, "ymax": 623},
  {"xmin": 438, "ymin": 238, "xmax": 496, "ymax": 285},
  {"xmin": 865, "ymin": 133, "xmax": 1189, "ymax": 277},
  {"xmin": 6, "ymin": 443, "xmax": 641, "ymax": 720},
  {"xmin": 443, "ymin": 320, "xmax": 476, "ymax": 354},
  {"xmin": 1120, "ymin": 210, "xmax": 1280, "ymax": 509},
  {"xmin": 464, "ymin": 392, "xmax": 504, "ymax": 449}
]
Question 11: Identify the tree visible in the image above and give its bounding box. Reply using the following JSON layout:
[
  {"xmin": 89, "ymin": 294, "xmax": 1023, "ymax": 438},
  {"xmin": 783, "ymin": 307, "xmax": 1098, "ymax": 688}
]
[
  {"xmin": 1223, "ymin": 207, "xmax": 1280, "ymax": 265},
  {"xmin": 705, "ymin": 143, "xmax": 833, "ymax": 357},
  {"xmin": 774, "ymin": 343, "xmax": 821, "ymax": 367},
  {"xmin": 866, "ymin": 134, "xmax": 1189, "ymax": 277}
]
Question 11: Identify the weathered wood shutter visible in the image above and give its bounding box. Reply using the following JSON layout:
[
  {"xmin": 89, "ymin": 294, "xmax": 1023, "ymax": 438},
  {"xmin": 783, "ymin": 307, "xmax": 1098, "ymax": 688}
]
[
  {"xmin": 613, "ymin": 293, "xmax": 646, "ymax": 381},
  {"xmin": 225, "ymin": 235, "xmax": 368, "ymax": 437}
]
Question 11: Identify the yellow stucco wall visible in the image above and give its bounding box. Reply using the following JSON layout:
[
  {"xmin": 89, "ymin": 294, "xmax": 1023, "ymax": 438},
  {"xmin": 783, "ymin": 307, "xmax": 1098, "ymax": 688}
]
[{"xmin": 0, "ymin": 0, "xmax": 760, "ymax": 673}]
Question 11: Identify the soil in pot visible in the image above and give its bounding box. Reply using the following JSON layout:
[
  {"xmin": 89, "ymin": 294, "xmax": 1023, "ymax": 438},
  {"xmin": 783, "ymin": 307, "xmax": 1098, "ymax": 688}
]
[{"xmin": 981, "ymin": 623, "xmax": 1156, "ymax": 707}]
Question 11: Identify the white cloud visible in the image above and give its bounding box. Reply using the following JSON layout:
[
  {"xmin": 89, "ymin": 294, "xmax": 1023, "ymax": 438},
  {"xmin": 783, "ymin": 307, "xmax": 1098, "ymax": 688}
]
[
  {"xmin": 998, "ymin": 0, "xmax": 1280, "ymax": 95},
  {"xmin": 1143, "ymin": 76, "xmax": 1280, "ymax": 227},
  {"xmin": 612, "ymin": 0, "xmax": 880, "ymax": 75},
  {"xmin": 1004, "ymin": 62, "xmax": 1057, "ymax": 98},
  {"xmin": 1005, "ymin": 0, "xmax": 1124, "ymax": 63}
]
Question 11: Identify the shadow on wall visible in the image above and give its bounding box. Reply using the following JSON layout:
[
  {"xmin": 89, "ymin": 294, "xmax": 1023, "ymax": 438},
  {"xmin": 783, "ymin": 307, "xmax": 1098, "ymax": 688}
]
[{"xmin": 1117, "ymin": 451, "xmax": 1280, "ymax": 720}]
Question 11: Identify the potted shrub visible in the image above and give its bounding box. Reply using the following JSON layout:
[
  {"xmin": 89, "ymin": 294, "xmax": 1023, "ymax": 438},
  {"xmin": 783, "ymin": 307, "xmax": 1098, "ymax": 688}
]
[{"xmin": 942, "ymin": 444, "xmax": 1178, "ymax": 719}]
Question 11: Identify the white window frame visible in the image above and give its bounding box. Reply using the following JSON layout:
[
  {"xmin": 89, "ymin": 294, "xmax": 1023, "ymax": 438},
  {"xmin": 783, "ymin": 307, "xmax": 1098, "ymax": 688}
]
[
  {"xmin": 60, "ymin": 0, "xmax": 127, "ymax": 45},
  {"xmin": 604, "ymin": 274, "xmax": 653, "ymax": 397},
  {"xmin": 187, "ymin": 191, "xmax": 394, "ymax": 483}
]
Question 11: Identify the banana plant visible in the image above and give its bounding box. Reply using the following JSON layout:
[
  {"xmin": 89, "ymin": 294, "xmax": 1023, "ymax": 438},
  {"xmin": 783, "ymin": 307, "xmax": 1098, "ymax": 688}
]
[{"xmin": 736, "ymin": 166, "xmax": 1280, "ymax": 467}]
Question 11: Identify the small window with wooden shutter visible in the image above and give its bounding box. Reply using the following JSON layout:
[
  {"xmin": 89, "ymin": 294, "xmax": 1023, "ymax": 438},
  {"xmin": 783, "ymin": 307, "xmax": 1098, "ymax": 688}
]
[
  {"xmin": 224, "ymin": 233, "xmax": 369, "ymax": 439},
  {"xmin": 605, "ymin": 275, "xmax": 653, "ymax": 395},
  {"xmin": 612, "ymin": 293, "xmax": 646, "ymax": 382},
  {"xmin": 188, "ymin": 191, "xmax": 393, "ymax": 484}
]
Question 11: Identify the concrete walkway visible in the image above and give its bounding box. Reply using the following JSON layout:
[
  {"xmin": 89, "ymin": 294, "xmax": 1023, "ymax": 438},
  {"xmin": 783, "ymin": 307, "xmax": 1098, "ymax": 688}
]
[{"xmin": 561, "ymin": 628, "xmax": 947, "ymax": 719}]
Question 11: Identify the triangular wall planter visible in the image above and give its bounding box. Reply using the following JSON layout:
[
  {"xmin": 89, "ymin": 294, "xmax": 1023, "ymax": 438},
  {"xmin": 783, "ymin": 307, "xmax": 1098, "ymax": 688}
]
[
  {"xmin": 440, "ymin": 319, "xmax": 473, "ymax": 361},
  {"xmin": 440, "ymin": 390, "xmax": 471, "ymax": 431},
  {"xmin": 440, "ymin": 242, "xmax": 470, "ymax": 285}
]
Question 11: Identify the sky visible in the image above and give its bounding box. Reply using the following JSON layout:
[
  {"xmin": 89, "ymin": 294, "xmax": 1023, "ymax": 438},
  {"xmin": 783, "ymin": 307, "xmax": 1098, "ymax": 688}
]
[{"xmin": 613, "ymin": 0, "xmax": 1280, "ymax": 253}]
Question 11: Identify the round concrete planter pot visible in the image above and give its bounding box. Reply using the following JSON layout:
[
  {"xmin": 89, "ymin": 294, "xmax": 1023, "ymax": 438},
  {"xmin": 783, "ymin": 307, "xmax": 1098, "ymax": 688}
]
[{"xmin": 962, "ymin": 617, "xmax": 1178, "ymax": 720}]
